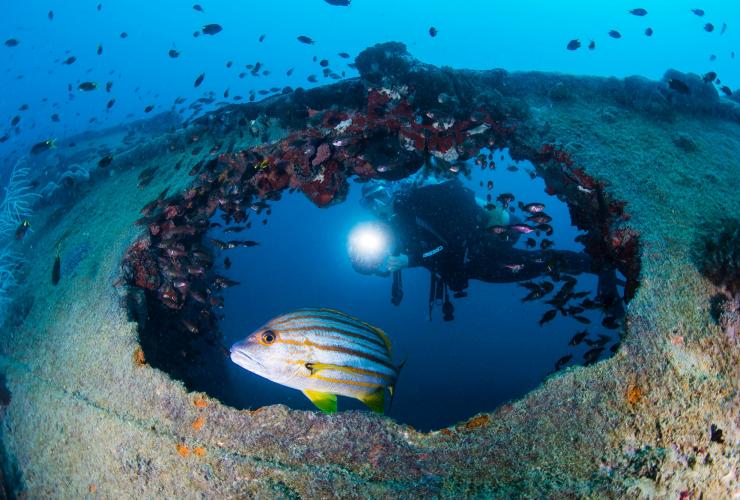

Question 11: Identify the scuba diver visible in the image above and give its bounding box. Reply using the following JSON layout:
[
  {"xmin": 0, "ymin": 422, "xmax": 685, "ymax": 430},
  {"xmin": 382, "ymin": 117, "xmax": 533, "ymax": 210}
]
[{"xmin": 348, "ymin": 168, "xmax": 620, "ymax": 321}]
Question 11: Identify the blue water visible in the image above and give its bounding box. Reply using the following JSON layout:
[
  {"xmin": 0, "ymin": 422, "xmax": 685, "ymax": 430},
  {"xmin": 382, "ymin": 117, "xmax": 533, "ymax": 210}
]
[
  {"xmin": 1, "ymin": 0, "xmax": 738, "ymax": 163},
  {"xmin": 1, "ymin": 1, "xmax": 736, "ymax": 429}
]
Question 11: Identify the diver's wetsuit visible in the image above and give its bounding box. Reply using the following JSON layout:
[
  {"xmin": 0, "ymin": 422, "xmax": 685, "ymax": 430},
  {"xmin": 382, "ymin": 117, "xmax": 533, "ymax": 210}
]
[{"xmin": 390, "ymin": 179, "xmax": 592, "ymax": 293}]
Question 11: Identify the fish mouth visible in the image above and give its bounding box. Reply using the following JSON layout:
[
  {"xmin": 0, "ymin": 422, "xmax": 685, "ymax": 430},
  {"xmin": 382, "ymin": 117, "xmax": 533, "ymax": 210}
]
[{"xmin": 229, "ymin": 347, "xmax": 264, "ymax": 372}]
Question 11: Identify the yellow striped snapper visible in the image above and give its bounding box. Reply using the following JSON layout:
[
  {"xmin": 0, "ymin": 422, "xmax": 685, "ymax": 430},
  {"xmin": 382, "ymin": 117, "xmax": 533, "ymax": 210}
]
[{"xmin": 230, "ymin": 308, "xmax": 401, "ymax": 414}]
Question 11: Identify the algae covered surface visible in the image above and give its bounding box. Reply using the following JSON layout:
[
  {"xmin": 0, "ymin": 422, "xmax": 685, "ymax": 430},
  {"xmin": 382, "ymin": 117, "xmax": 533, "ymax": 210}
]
[{"xmin": 0, "ymin": 45, "xmax": 738, "ymax": 497}]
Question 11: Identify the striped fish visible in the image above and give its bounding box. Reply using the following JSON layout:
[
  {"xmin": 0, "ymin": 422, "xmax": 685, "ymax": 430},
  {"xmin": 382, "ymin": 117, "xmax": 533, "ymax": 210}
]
[{"xmin": 230, "ymin": 308, "xmax": 401, "ymax": 414}]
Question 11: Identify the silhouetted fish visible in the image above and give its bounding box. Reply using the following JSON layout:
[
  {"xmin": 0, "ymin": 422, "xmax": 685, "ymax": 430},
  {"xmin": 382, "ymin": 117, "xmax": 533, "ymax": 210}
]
[
  {"xmin": 629, "ymin": 8, "xmax": 647, "ymax": 16},
  {"xmin": 194, "ymin": 73, "xmax": 205, "ymax": 87},
  {"xmin": 202, "ymin": 24, "xmax": 222, "ymax": 35},
  {"xmin": 645, "ymin": 27, "xmax": 653, "ymax": 36},
  {"xmin": 297, "ymin": 35, "xmax": 315, "ymax": 44},
  {"xmin": 566, "ymin": 39, "xmax": 581, "ymax": 51},
  {"xmin": 429, "ymin": 26, "xmax": 438, "ymax": 37},
  {"xmin": 52, "ymin": 253, "xmax": 61, "ymax": 285},
  {"xmin": 668, "ymin": 78, "xmax": 690, "ymax": 94},
  {"xmin": 608, "ymin": 30, "xmax": 622, "ymax": 39},
  {"xmin": 691, "ymin": 9, "xmax": 705, "ymax": 17},
  {"xmin": 324, "ymin": 0, "xmax": 350, "ymax": 5},
  {"xmin": 704, "ymin": 23, "xmax": 714, "ymax": 32}
]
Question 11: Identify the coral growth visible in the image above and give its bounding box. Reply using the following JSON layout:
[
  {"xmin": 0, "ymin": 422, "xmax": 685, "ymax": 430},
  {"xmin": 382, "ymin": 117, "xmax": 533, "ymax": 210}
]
[
  {"xmin": 693, "ymin": 217, "xmax": 740, "ymax": 295},
  {"xmin": 0, "ymin": 161, "xmax": 39, "ymax": 325}
]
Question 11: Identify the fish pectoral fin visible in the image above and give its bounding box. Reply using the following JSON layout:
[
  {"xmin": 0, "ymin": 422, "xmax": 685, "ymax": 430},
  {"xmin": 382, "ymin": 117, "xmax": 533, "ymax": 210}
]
[
  {"xmin": 305, "ymin": 362, "xmax": 354, "ymax": 377},
  {"xmin": 302, "ymin": 390, "xmax": 337, "ymax": 413},
  {"xmin": 360, "ymin": 388, "xmax": 385, "ymax": 414}
]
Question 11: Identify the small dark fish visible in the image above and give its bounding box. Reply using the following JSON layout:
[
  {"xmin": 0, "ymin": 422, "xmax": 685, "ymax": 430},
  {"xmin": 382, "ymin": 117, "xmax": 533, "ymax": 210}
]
[
  {"xmin": 528, "ymin": 214, "xmax": 552, "ymax": 225},
  {"xmin": 319, "ymin": 59, "xmax": 329, "ymax": 67},
  {"xmin": 297, "ymin": 35, "xmax": 314, "ymax": 44},
  {"xmin": 4, "ymin": 39, "xmax": 19, "ymax": 47},
  {"xmin": 338, "ymin": 52, "xmax": 350, "ymax": 58},
  {"xmin": 144, "ymin": 105, "xmax": 154, "ymax": 113},
  {"xmin": 629, "ymin": 8, "xmax": 647, "ymax": 16},
  {"xmin": 525, "ymin": 238, "xmax": 536, "ymax": 248},
  {"xmin": 668, "ymin": 78, "xmax": 690, "ymax": 94},
  {"xmin": 224, "ymin": 257, "xmax": 231, "ymax": 269},
  {"xmin": 0, "ymin": 135, "xmax": 8, "ymax": 143},
  {"xmin": 703, "ymin": 71, "xmax": 717, "ymax": 83},
  {"xmin": 583, "ymin": 347, "xmax": 604, "ymax": 365},
  {"xmin": 709, "ymin": 54, "xmax": 717, "ymax": 61},
  {"xmin": 97, "ymin": 44, "xmax": 103, "ymax": 55},
  {"xmin": 555, "ymin": 355, "xmax": 572, "ymax": 371},
  {"xmin": 324, "ymin": 0, "xmax": 350, "ymax": 5},
  {"xmin": 510, "ymin": 224, "xmax": 535, "ymax": 234},
  {"xmin": 52, "ymin": 253, "xmax": 61, "ymax": 285},
  {"xmin": 78, "ymin": 81, "xmax": 98, "ymax": 91},
  {"xmin": 107, "ymin": 99, "xmax": 115, "ymax": 109},
  {"xmin": 10, "ymin": 115, "xmax": 20, "ymax": 126},
  {"xmin": 259, "ymin": 34, "xmax": 266, "ymax": 42},
  {"xmin": 15, "ymin": 220, "xmax": 31, "ymax": 240},
  {"xmin": 193, "ymin": 4, "xmax": 204, "ymax": 12},
  {"xmin": 568, "ymin": 330, "xmax": 588, "ymax": 346},
  {"xmin": 536, "ymin": 223, "xmax": 553, "ymax": 236},
  {"xmin": 520, "ymin": 202, "xmax": 545, "ymax": 214},
  {"xmin": 496, "ymin": 193, "xmax": 515, "ymax": 208},
  {"xmin": 120, "ymin": 32, "xmax": 128, "ymax": 39},
  {"xmin": 720, "ymin": 86, "xmax": 732, "ymax": 96},
  {"xmin": 608, "ymin": 30, "xmax": 622, "ymax": 39},
  {"xmin": 194, "ymin": 73, "xmax": 205, "ymax": 87},
  {"xmin": 602, "ymin": 316, "xmax": 621, "ymax": 329},
  {"xmin": 223, "ymin": 226, "xmax": 247, "ymax": 233},
  {"xmin": 429, "ymin": 26, "xmax": 438, "ymax": 37},
  {"xmin": 63, "ymin": 56, "xmax": 77, "ymax": 65},
  {"xmin": 227, "ymin": 240, "xmax": 258, "ymax": 248},
  {"xmin": 30, "ymin": 139, "xmax": 55, "ymax": 155},
  {"xmin": 573, "ymin": 315, "xmax": 591, "ymax": 324},
  {"xmin": 202, "ymin": 24, "xmax": 222, "ymax": 35},
  {"xmin": 210, "ymin": 239, "xmax": 227, "ymax": 250},
  {"xmin": 105, "ymin": 81, "xmax": 113, "ymax": 92},
  {"xmin": 691, "ymin": 9, "xmax": 704, "ymax": 17},
  {"xmin": 169, "ymin": 49, "xmax": 180, "ymax": 58},
  {"xmin": 720, "ymin": 22, "xmax": 727, "ymax": 35},
  {"xmin": 97, "ymin": 3, "xmax": 102, "ymax": 11},
  {"xmin": 307, "ymin": 74, "xmax": 318, "ymax": 83},
  {"xmin": 48, "ymin": 10, "xmax": 54, "ymax": 20},
  {"xmin": 539, "ymin": 309, "xmax": 557, "ymax": 326},
  {"xmin": 51, "ymin": 113, "xmax": 60, "ymax": 122},
  {"xmin": 566, "ymin": 39, "xmax": 580, "ymax": 51},
  {"xmin": 588, "ymin": 40, "xmax": 596, "ymax": 50},
  {"xmin": 645, "ymin": 27, "xmax": 654, "ymax": 36},
  {"xmin": 704, "ymin": 23, "xmax": 714, "ymax": 32},
  {"xmin": 98, "ymin": 155, "xmax": 113, "ymax": 168},
  {"xmin": 609, "ymin": 342, "xmax": 620, "ymax": 353},
  {"xmin": 540, "ymin": 239, "xmax": 554, "ymax": 250}
]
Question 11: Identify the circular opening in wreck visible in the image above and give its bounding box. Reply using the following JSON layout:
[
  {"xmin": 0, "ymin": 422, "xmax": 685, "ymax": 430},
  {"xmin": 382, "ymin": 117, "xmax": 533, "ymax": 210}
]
[{"xmin": 124, "ymin": 144, "xmax": 639, "ymax": 431}]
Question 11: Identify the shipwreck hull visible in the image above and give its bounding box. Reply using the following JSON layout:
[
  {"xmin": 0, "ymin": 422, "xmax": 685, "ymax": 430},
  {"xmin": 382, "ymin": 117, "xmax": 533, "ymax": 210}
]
[{"xmin": 0, "ymin": 43, "xmax": 737, "ymax": 497}]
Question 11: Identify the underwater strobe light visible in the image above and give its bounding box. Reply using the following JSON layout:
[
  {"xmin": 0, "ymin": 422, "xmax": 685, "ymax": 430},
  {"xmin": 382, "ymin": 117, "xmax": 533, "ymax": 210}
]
[{"xmin": 348, "ymin": 221, "xmax": 393, "ymax": 274}]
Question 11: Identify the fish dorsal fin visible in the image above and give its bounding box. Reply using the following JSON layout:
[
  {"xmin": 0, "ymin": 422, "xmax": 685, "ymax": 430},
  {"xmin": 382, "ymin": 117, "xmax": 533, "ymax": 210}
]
[
  {"xmin": 360, "ymin": 388, "xmax": 385, "ymax": 414},
  {"xmin": 318, "ymin": 308, "xmax": 392, "ymax": 354},
  {"xmin": 302, "ymin": 390, "xmax": 337, "ymax": 413}
]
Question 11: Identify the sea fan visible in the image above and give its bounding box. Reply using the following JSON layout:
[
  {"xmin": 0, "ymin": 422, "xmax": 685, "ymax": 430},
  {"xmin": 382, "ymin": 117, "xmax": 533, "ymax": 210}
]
[
  {"xmin": 0, "ymin": 160, "xmax": 39, "ymax": 325},
  {"xmin": 694, "ymin": 217, "xmax": 740, "ymax": 295}
]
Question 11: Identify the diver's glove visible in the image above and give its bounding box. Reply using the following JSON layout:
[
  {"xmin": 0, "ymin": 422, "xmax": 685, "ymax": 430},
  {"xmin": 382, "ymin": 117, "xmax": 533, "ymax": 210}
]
[{"xmin": 386, "ymin": 254, "xmax": 409, "ymax": 272}]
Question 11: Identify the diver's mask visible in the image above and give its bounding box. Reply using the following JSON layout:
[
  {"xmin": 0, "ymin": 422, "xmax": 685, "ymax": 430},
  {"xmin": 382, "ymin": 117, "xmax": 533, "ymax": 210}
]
[
  {"xmin": 348, "ymin": 221, "xmax": 395, "ymax": 276},
  {"xmin": 360, "ymin": 182, "xmax": 393, "ymax": 217}
]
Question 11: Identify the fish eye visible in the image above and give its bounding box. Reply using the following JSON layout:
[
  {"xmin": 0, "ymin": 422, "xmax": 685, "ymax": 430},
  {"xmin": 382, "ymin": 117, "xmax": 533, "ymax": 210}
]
[{"xmin": 260, "ymin": 330, "xmax": 276, "ymax": 345}]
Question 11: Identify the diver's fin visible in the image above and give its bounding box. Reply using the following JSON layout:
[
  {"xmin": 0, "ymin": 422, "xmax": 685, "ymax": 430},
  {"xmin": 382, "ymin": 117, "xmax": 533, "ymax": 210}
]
[
  {"xmin": 302, "ymin": 390, "xmax": 337, "ymax": 413},
  {"xmin": 360, "ymin": 388, "xmax": 385, "ymax": 414}
]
